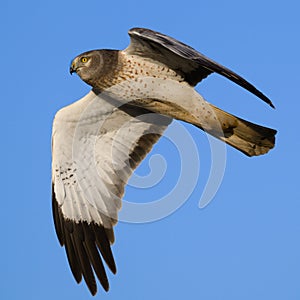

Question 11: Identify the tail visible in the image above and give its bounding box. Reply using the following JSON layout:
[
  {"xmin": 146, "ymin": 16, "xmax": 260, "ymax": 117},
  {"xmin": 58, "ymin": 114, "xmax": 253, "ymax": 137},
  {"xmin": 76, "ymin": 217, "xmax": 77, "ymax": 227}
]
[
  {"xmin": 196, "ymin": 104, "xmax": 277, "ymax": 156},
  {"xmin": 128, "ymin": 98, "xmax": 276, "ymax": 157}
]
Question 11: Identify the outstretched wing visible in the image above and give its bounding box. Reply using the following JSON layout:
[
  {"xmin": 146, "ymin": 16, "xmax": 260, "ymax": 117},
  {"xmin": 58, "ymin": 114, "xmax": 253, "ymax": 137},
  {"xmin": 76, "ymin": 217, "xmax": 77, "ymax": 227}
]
[
  {"xmin": 52, "ymin": 90, "xmax": 171, "ymax": 295},
  {"xmin": 125, "ymin": 27, "xmax": 274, "ymax": 108}
]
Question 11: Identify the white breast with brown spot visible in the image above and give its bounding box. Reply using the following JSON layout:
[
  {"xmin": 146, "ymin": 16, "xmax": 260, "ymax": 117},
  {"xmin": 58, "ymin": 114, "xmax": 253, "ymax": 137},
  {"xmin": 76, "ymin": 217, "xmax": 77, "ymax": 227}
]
[{"xmin": 119, "ymin": 52, "xmax": 185, "ymax": 82}]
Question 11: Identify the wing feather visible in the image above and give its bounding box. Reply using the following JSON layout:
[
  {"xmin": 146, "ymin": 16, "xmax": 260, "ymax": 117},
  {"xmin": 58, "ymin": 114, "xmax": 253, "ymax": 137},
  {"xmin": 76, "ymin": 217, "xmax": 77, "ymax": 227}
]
[
  {"xmin": 82, "ymin": 223, "xmax": 109, "ymax": 290},
  {"xmin": 126, "ymin": 27, "xmax": 274, "ymax": 108},
  {"xmin": 72, "ymin": 223, "xmax": 97, "ymax": 295},
  {"xmin": 52, "ymin": 90, "xmax": 171, "ymax": 294},
  {"xmin": 92, "ymin": 223, "xmax": 117, "ymax": 274}
]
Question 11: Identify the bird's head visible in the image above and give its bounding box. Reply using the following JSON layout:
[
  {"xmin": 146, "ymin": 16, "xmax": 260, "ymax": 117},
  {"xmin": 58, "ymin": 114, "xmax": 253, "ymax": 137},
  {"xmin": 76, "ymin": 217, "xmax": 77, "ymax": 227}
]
[
  {"xmin": 69, "ymin": 50, "xmax": 119, "ymax": 88},
  {"xmin": 69, "ymin": 50, "xmax": 104, "ymax": 85}
]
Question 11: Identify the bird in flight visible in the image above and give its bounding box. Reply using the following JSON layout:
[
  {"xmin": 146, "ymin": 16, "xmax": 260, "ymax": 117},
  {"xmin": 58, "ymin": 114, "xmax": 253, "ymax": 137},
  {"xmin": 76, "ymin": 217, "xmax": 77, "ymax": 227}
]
[{"xmin": 52, "ymin": 27, "xmax": 276, "ymax": 295}]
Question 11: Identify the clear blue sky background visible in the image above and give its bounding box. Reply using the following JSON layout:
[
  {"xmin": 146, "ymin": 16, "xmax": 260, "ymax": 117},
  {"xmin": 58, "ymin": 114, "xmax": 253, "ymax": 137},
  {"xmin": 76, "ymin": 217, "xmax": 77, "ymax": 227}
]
[{"xmin": 1, "ymin": 1, "xmax": 299, "ymax": 299}]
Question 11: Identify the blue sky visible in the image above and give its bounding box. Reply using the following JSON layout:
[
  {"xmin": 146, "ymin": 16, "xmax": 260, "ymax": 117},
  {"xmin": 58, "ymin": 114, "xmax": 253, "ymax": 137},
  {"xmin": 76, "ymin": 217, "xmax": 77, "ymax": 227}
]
[{"xmin": 1, "ymin": 0, "xmax": 300, "ymax": 299}]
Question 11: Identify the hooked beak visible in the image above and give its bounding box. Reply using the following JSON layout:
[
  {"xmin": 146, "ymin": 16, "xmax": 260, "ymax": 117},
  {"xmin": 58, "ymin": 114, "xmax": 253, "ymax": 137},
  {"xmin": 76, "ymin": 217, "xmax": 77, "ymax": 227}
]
[
  {"xmin": 70, "ymin": 57, "xmax": 80, "ymax": 75},
  {"xmin": 69, "ymin": 61, "xmax": 76, "ymax": 75}
]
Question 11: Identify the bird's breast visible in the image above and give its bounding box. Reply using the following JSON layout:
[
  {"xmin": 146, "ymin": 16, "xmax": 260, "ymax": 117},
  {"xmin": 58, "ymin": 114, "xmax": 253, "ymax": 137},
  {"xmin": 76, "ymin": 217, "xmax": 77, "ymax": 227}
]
[{"xmin": 118, "ymin": 52, "xmax": 184, "ymax": 83}]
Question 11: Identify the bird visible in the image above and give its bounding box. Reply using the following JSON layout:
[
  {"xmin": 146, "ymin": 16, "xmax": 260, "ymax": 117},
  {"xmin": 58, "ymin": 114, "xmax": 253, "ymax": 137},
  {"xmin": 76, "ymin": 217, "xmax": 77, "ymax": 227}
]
[{"xmin": 52, "ymin": 27, "xmax": 277, "ymax": 295}]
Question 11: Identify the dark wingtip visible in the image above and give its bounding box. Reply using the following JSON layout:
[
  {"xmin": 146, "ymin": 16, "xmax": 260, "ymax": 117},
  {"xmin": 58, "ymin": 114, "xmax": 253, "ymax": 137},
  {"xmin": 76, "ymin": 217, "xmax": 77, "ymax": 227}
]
[
  {"xmin": 257, "ymin": 91, "xmax": 275, "ymax": 109},
  {"xmin": 261, "ymin": 94, "xmax": 275, "ymax": 109},
  {"xmin": 90, "ymin": 287, "xmax": 97, "ymax": 296}
]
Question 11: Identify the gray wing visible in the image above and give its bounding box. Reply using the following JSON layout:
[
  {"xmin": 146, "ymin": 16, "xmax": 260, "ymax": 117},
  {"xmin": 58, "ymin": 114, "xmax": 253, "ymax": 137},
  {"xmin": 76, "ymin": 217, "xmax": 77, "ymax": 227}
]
[
  {"xmin": 125, "ymin": 27, "xmax": 274, "ymax": 108},
  {"xmin": 52, "ymin": 91, "xmax": 171, "ymax": 295}
]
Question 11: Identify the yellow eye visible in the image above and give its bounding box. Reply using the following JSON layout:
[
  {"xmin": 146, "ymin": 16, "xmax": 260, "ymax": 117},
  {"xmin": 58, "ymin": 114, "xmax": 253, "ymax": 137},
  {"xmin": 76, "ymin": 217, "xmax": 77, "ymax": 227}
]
[{"xmin": 81, "ymin": 57, "xmax": 88, "ymax": 63}]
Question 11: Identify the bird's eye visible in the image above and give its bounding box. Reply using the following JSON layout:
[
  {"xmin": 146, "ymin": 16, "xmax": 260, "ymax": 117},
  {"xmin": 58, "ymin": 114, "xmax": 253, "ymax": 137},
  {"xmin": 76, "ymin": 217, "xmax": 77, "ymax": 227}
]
[{"xmin": 81, "ymin": 57, "xmax": 88, "ymax": 63}]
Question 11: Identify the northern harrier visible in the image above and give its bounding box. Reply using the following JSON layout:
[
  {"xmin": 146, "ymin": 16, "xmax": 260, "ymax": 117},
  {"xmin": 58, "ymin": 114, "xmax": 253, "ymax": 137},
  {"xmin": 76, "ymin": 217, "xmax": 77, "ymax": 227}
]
[{"xmin": 52, "ymin": 27, "xmax": 276, "ymax": 295}]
